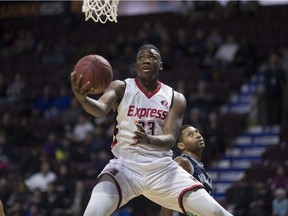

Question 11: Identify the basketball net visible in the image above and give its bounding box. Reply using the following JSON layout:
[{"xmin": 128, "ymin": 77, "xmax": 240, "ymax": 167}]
[{"xmin": 82, "ymin": 0, "xmax": 119, "ymax": 23}]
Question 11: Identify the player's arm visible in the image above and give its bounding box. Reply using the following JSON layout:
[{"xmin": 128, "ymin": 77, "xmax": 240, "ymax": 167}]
[
  {"xmin": 134, "ymin": 91, "xmax": 186, "ymax": 150},
  {"xmin": 174, "ymin": 156, "xmax": 194, "ymax": 174},
  {"xmin": 71, "ymin": 72, "xmax": 124, "ymax": 117},
  {"xmin": 0, "ymin": 200, "xmax": 5, "ymax": 216},
  {"xmin": 160, "ymin": 156, "xmax": 193, "ymax": 216}
]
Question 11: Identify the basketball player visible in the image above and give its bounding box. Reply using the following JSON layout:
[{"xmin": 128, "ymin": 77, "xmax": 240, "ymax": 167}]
[
  {"xmin": 71, "ymin": 44, "xmax": 233, "ymax": 216},
  {"xmin": 160, "ymin": 125, "xmax": 213, "ymax": 216}
]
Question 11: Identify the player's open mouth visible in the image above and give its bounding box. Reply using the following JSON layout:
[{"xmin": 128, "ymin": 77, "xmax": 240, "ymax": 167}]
[
  {"xmin": 198, "ymin": 140, "xmax": 205, "ymax": 145},
  {"xmin": 142, "ymin": 67, "xmax": 151, "ymax": 72}
]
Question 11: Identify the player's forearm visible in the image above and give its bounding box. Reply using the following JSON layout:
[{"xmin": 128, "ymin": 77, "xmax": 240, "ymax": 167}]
[
  {"xmin": 81, "ymin": 96, "xmax": 110, "ymax": 117},
  {"xmin": 148, "ymin": 134, "xmax": 175, "ymax": 150}
]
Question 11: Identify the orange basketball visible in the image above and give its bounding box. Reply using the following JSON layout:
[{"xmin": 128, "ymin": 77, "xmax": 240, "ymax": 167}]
[{"xmin": 74, "ymin": 55, "xmax": 113, "ymax": 94}]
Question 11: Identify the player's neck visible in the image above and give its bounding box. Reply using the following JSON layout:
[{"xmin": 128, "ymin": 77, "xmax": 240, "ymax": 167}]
[
  {"xmin": 185, "ymin": 151, "xmax": 202, "ymax": 162},
  {"xmin": 136, "ymin": 77, "xmax": 159, "ymax": 93}
]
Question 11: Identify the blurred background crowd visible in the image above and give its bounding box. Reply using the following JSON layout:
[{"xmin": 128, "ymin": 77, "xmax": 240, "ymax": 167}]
[{"xmin": 0, "ymin": 1, "xmax": 288, "ymax": 216}]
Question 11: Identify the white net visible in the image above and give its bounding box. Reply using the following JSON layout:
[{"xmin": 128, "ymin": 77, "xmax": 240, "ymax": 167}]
[{"xmin": 82, "ymin": 0, "xmax": 119, "ymax": 23}]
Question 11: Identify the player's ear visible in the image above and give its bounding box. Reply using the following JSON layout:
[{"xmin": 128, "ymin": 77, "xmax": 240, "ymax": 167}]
[
  {"xmin": 177, "ymin": 142, "xmax": 184, "ymax": 151},
  {"xmin": 159, "ymin": 62, "xmax": 163, "ymax": 71}
]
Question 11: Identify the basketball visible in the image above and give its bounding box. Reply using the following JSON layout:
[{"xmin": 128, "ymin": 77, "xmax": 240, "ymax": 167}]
[{"xmin": 74, "ymin": 54, "xmax": 113, "ymax": 94}]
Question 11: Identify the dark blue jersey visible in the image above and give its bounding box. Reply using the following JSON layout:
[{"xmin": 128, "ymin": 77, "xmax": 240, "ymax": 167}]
[{"xmin": 181, "ymin": 154, "xmax": 213, "ymax": 195}]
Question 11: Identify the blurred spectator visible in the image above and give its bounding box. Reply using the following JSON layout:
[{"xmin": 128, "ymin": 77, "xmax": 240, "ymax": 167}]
[
  {"xmin": 205, "ymin": 28, "xmax": 222, "ymax": 49},
  {"xmin": 72, "ymin": 114, "xmax": 95, "ymax": 142},
  {"xmin": 86, "ymin": 149, "xmax": 112, "ymax": 179},
  {"xmin": 192, "ymin": 1, "xmax": 222, "ymax": 20},
  {"xmin": 149, "ymin": 22, "xmax": 166, "ymax": 48},
  {"xmin": 174, "ymin": 28, "xmax": 190, "ymax": 58},
  {"xmin": 53, "ymin": 164, "xmax": 73, "ymax": 197},
  {"xmin": 200, "ymin": 42, "xmax": 218, "ymax": 69},
  {"xmin": 213, "ymin": 34, "xmax": 240, "ymax": 68},
  {"xmin": 177, "ymin": 0, "xmax": 194, "ymax": 18},
  {"xmin": 55, "ymin": 136, "xmax": 73, "ymax": 164},
  {"xmin": 249, "ymin": 180, "xmax": 272, "ymax": 216},
  {"xmin": 41, "ymin": 132, "xmax": 59, "ymax": 159},
  {"xmin": 52, "ymin": 86, "xmax": 72, "ymax": 112},
  {"xmin": 189, "ymin": 80, "xmax": 214, "ymax": 112},
  {"xmin": 64, "ymin": 180, "xmax": 90, "ymax": 216},
  {"xmin": 73, "ymin": 131, "xmax": 96, "ymax": 162},
  {"xmin": 6, "ymin": 201, "xmax": 25, "ymax": 216},
  {"xmin": 90, "ymin": 126, "xmax": 111, "ymax": 151},
  {"xmin": 272, "ymin": 188, "xmax": 288, "ymax": 216},
  {"xmin": 224, "ymin": 1, "xmax": 240, "ymax": 18},
  {"xmin": 12, "ymin": 116, "xmax": 35, "ymax": 147},
  {"xmin": 262, "ymin": 53, "xmax": 287, "ymax": 126},
  {"xmin": 61, "ymin": 97, "xmax": 82, "ymax": 123},
  {"xmin": 0, "ymin": 130, "xmax": 14, "ymax": 165},
  {"xmin": 0, "ymin": 111, "xmax": 14, "ymax": 135},
  {"xmin": 175, "ymin": 80, "xmax": 186, "ymax": 95},
  {"xmin": 63, "ymin": 122, "xmax": 74, "ymax": 140},
  {"xmin": 39, "ymin": 86, "xmax": 72, "ymax": 120},
  {"xmin": 33, "ymin": 84, "xmax": 54, "ymax": 117},
  {"xmin": 185, "ymin": 108, "xmax": 204, "ymax": 133},
  {"xmin": 160, "ymin": 42, "xmax": 173, "ymax": 70},
  {"xmin": 43, "ymin": 183, "xmax": 66, "ymax": 215},
  {"xmin": 25, "ymin": 161, "xmax": 57, "ymax": 192},
  {"xmin": 5, "ymin": 73, "xmax": 26, "ymax": 103},
  {"xmin": 203, "ymin": 111, "xmax": 226, "ymax": 166},
  {"xmin": 25, "ymin": 203, "xmax": 45, "ymax": 216},
  {"xmin": 14, "ymin": 30, "xmax": 36, "ymax": 53},
  {"xmin": 269, "ymin": 165, "xmax": 288, "ymax": 194},
  {"xmin": 6, "ymin": 180, "xmax": 30, "ymax": 211},
  {"xmin": 225, "ymin": 176, "xmax": 256, "ymax": 216},
  {"xmin": 239, "ymin": 1, "xmax": 259, "ymax": 15},
  {"xmin": 27, "ymin": 189, "xmax": 46, "ymax": 213},
  {"xmin": 187, "ymin": 28, "xmax": 206, "ymax": 57},
  {"xmin": 0, "ymin": 177, "xmax": 11, "ymax": 206},
  {"xmin": 20, "ymin": 146, "xmax": 42, "ymax": 178},
  {"xmin": 235, "ymin": 39, "xmax": 258, "ymax": 78}
]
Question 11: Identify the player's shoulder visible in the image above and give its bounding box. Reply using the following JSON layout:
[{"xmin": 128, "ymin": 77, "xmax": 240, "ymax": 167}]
[
  {"xmin": 174, "ymin": 156, "xmax": 190, "ymax": 165},
  {"xmin": 174, "ymin": 155, "xmax": 189, "ymax": 163},
  {"xmin": 173, "ymin": 90, "xmax": 185, "ymax": 99},
  {"xmin": 172, "ymin": 89, "xmax": 186, "ymax": 107},
  {"xmin": 109, "ymin": 80, "xmax": 126, "ymax": 88},
  {"xmin": 174, "ymin": 156, "xmax": 193, "ymax": 173},
  {"xmin": 108, "ymin": 80, "xmax": 125, "ymax": 95}
]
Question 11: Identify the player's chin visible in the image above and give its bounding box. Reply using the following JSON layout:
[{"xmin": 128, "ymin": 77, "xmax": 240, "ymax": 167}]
[{"xmin": 198, "ymin": 142, "xmax": 205, "ymax": 148}]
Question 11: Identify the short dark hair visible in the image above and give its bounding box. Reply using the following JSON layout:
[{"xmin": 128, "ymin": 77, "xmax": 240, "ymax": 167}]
[
  {"xmin": 138, "ymin": 44, "xmax": 161, "ymax": 60},
  {"xmin": 177, "ymin": 124, "xmax": 191, "ymax": 143}
]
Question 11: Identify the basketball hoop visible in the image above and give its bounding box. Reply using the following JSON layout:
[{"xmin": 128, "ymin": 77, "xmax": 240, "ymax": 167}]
[{"xmin": 82, "ymin": 0, "xmax": 119, "ymax": 23}]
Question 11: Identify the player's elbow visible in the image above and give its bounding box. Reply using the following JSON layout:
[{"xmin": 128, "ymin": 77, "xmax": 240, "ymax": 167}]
[{"xmin": 166, "ymin": 135, "xmax": 176, "ymax": 149}]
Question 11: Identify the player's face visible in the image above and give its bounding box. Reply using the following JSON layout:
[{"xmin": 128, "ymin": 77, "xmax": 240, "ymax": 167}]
[
  {"xmin": 181, "ymin": 126, "xmax": 205, "ymax": 152},
  {"xmin": 135, "ymin": 48, "xmax": 163, "ymax": 81}
]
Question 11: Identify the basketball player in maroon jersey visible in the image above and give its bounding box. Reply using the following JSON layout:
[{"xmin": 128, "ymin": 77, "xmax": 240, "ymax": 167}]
[{"xmin": 71, "ymin": 44, "xmax": 233, "ymax": 216}]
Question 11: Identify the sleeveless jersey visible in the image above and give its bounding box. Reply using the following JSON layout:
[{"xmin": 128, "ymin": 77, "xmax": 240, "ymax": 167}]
[
  {"xmin": 111, "ymin": 78, "xmax": 174, "ymax": 160},
  {"xmin": 182, "ymin": 154, "xmax": 213, "ymax": 195}
]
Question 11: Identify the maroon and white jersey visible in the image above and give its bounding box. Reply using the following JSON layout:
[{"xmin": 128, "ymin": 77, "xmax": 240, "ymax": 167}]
[{"xmin": 111, "ymin": 78, "xmax": 174, "ymax": 160}]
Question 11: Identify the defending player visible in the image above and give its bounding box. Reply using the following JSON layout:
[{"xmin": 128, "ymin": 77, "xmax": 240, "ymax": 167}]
[
  {"xmin": 160, "ymin": 125, "xmax": 213, "ymax": 216},
  {"xmin": 71, "ymin": 44, "xmax": 233, "ymax": 216}
]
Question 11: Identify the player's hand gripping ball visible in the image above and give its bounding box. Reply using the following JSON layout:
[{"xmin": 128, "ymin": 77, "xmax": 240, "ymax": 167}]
[{"xmin": 74, "ymin": 55, "xmax": 113, "ymax": 94}]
